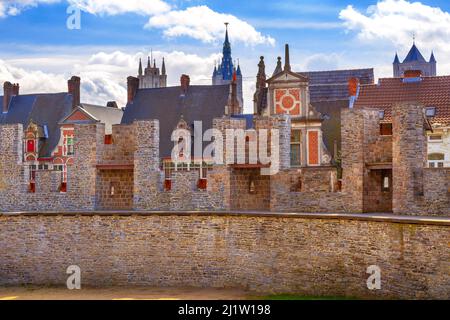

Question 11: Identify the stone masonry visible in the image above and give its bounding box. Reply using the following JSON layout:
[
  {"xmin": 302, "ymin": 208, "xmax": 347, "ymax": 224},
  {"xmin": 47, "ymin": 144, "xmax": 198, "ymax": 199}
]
[{"xmin": 0, "ymin": 212, "xmax": 448, "ymax": 300}]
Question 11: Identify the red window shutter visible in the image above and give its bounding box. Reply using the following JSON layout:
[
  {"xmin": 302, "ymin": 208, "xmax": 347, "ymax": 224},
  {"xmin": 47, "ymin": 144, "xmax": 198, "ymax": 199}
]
[
  {"xmin": 29, "ymin": 182, "xmax": 36, "ymax": 193},
  {"xmin": 308, "ymin": 131, "xmax": 319, "ymax": 165},
  {"xmin": 27, "ymin": 140, "xmax": 35, "ymax": 153},
  {"xmin": 198, "ymin": 179, "xmax": 207, "ymax": 190},
  {"xmin": 104, "ymin": 135, "xmax": 113, "ymax": 145},
  {"xmin": 164, "ymin": 179, "xmax": 172, "ymax": 191}
]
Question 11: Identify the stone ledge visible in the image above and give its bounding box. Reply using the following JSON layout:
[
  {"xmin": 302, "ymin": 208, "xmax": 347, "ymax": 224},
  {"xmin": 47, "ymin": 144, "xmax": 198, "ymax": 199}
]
[{"xmin": 1, "ymin": 211, "xmax": 449, "ymax": 226}]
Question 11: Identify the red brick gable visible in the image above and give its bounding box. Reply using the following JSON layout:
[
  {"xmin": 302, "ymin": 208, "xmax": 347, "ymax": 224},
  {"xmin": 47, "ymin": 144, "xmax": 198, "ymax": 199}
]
[
  {"xmin": 354, "ymin": 76, "xmax": 450, "ymax": 126},
  {"xmin": 65, "ymin": 109, "xmax": 93, "ymax": 121}
]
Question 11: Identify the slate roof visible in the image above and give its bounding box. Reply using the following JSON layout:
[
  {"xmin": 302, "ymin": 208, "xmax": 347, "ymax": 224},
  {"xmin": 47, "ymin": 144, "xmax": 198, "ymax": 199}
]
[
  {"xmin": 72, "ymin": 104, "xmax": 123, "ymax": 134},
  {"xmin": 0, "ymin": 92, "xmax": 73, "ymax": 158},
  {"xmin": 122, "ymin": 85, "xmax": 230, "ymax": 158},
  {"xmin": 354, "ymin": 76, "xmax": 450, "ymax": 126},
  {"xmin": 403, "ymin": 44, "xmax": 426, "ymax": 63},
  {"xmin": 298, "ymin": 68, "xmax": 374, "ymax": 102}
]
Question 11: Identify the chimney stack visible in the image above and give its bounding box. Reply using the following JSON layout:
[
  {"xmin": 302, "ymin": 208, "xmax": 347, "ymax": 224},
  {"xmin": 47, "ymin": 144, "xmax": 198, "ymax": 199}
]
[
  {"xmin": 228, "ymin": 71, "xmax": 240, "ymax": 115},
  {"xmin": 68, "ymin": 76, "xmax": 81, "ymax": 109},
  {"xmin": 180, "ymin": 74, "xmax": 190, "ymax": 94},
  {"xmin": 2, "ymin": 81, "xmax": 13, "ymax": 114},
  {"xmin": 348, "ymin": 77, "xmax": 360, "ymax": 97},
  {"xmin": 127, "ymin": 76, "xmax": 139, "ymax": 104},
  {"xmin": 12, "ymin": 83, "xmax": 19, "ymax": 96}
]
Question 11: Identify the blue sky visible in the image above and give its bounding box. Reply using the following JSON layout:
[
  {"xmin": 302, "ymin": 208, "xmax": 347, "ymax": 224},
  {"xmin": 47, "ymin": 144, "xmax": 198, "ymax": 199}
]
[{"xmin": 1, "ymin": 0, "xmax": 450, "ymax": 112}]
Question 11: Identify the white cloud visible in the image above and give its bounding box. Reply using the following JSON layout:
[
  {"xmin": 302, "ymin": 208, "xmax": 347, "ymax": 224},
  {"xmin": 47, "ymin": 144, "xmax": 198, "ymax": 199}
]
[
  {"xmin": 0, "ymin": 49, "xmax": 230, "ymax": 109},
  {"xmin": 0, "ymin": 0, "xmax": 60, "ymax": 17},
  {"xmin": 146, "ymin": 5, "xmax": 275, "ymax": 46},
  {"xmin": 67, "ymin": 0, "xmax": 171, "ymax": 16},
  {"xmin": 339, "ymin": 0, "xmax": 450, "ymax": 73}
]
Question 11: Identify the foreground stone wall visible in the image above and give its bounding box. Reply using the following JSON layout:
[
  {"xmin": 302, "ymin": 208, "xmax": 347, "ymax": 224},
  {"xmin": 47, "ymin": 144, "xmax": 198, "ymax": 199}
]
[{"xmin": 0, "ymin": 212, "xmax": 448, "ymax": 300}]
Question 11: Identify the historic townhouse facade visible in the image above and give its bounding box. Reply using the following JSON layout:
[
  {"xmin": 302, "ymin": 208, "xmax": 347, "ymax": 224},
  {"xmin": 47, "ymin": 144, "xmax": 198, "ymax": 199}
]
[{"xmin": 0, "ymin": 43, "xmax": 448, "ymax": 216}]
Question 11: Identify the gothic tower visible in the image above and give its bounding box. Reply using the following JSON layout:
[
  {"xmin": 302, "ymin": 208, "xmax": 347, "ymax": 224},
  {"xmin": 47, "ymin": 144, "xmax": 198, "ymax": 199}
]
[
  {"xmin": 212, "ymin": 23, "xmax": 243, "ymax": 109},
  {"xmin": 393, "ymin": 41, "xmax": 437, "ymax": 77},
  {"xmin": 138, "ymin": 54, "xmax": 167, "ymax": 89}
]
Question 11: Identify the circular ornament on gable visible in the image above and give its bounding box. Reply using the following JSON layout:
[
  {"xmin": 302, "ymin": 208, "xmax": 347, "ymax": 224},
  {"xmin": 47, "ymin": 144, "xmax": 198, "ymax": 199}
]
[{"xmin": 282, "ymin": 96, "xmax": 295, "ymax": 110}]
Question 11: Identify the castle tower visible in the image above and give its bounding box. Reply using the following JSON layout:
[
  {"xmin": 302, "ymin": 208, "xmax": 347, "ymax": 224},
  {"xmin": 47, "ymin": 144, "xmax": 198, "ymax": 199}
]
[
  {"xmin": 137, "ymin": 53, "xmax": 167, "ymax": 89},
  {"xmin": 212, "ymin": 23, "xmax": 243, "ymax": 110},
  {"xmin": 393, "ymin": 40, "xmax": 437, "ymax": 77}
]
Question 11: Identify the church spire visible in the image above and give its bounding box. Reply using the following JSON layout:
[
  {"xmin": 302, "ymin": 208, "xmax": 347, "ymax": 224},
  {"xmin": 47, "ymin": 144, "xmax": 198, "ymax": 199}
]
[
  {"xmin": 138, "ymin": 58, "xmax": 143, "ymax": 76},
  {"xmin": 147, "ymin": 56, "xmax": 151, "ymax": 69},
  {"xmin": 220, "ymin": 22, "xmax": 233, "ymax": 80}
]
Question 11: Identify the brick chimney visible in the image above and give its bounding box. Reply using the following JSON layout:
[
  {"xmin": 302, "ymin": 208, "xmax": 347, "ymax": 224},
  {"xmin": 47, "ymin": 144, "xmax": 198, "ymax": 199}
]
[
  {"xmin": 127, "ymin": 76, "xmax": 139, "ymax": 104},
  {"xmin": 12, "ymin": 83, "xmax": 19, "ymax": 96},
  {"xmin": 68, "ymin": 76, "xmax": 81, "ymax": 109},
  {"xmin": 348, "ymin": 77, "xmax": 360, "ymax": 97},
  {"xmin": 404, "ymin": 70, "xmax": 422, "ymax": 78},
  {"xmin": 228, "ymin": 71, "xmax": 240, "ymax": 115},
  {"xmin": 180, "ymin": 74, "xmax": 190, "ymax": 94},
  {"xmin": 3, "ymin": 82, "xmax": 13, "ymax": 114}
]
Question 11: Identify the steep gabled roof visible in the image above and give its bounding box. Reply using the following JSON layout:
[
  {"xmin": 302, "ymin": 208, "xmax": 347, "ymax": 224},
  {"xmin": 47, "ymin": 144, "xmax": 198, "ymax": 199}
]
[
  {"xmin": 354, "ymin": 76, "xmax": 450, "ymax": 126},
  {"xmin": 0, "ymin": 92, "xmax": 73, "ymax": 158},
  {"xmin": 122, "ymin": 85, "xmax": 230, "ymax": 158},
  {"xmin": 299, "ymin": 68, "xmax": 374, "ymax": 102},
  {"xmin": 403, "ymin": 43, "xmax": 426, "ymax": 63}
]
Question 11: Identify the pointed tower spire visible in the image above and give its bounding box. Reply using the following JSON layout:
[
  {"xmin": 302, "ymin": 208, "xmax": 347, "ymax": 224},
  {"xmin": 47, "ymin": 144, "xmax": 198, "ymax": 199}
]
[
  {"xmin": 237, "ymin": 58, "xmax": 242, "ymax": 76},
  {"xmin": 147, "ymin": 56, "xmax": 151, "ymax": 68},
  {"xmin": 273, "ymin": 56, "xmax": 283, "ymax": 76},
  {"xmin": 138, "ymin": 58, "xmax": 143, "ymax": 76},
  {"xmin": 153, "ymin": 59, "xmax": 156, "ymax": 68},
  {"xmin": 393, "ymin": 53, "xmax": 400, "ymax": 64},
  {"xmin": 224, "ymin": 22, "xmax": 230, "ymax": 46},
  {"xmin": 284, "ymin": 44, "xmax": 291, "ymax": 72},
  {"xmin": 162, "ymin": 57, "xmax": 166, "ymax": 75},
  {"xmin": 430, "ymin": 51, "xmax": 436, "ymax": 63}
]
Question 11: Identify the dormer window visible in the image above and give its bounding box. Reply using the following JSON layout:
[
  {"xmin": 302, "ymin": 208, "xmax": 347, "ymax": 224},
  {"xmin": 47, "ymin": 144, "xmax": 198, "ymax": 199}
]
[
  {"xmin": 378, "ymin": 110, "xmax": 385, "ymax": 120},
  {"xmin": 65, "ymin": 136, "xmax": 74, "ymax": 156}
]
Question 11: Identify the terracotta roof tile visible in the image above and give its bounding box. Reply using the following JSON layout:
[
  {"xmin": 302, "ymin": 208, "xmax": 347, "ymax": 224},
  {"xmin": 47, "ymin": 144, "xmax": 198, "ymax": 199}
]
[{"xmin": 354, "ymin": 76, "xmax": 450, "ymax": 126}]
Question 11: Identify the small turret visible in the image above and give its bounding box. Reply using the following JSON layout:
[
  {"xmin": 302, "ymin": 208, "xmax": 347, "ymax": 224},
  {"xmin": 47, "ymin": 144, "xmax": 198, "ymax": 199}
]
[
  {"xmin": 256, "ymin": 56, "xmax": 266, "ymax": 89},
  {"xmin": 273, "ymin": 56, "xmax": 283, "ymax": 76},
  {"xmin": 429, "ymin": 51, "xmax": 436, "ymax": 63},
  {"xmin": 138, "ymin": 58, "xmax": 143, "ymax": 76},
  {"xmin": 393, "ymin": 53, "xmax": 400, "ymax": 64}
]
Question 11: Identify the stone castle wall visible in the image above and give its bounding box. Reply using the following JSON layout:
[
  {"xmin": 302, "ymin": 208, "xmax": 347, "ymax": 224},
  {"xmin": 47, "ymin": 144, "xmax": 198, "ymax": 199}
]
[
  {"xmin": 0, "ymin": 123, "xmax": 102, "ymax": 212},
  {"xmin": 0, "ymin": 212, "xmax": 448, "ymax": 299},
  {"xmin": 392, "ymin": 103, "xmax": 450, "ymax": 216}
]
